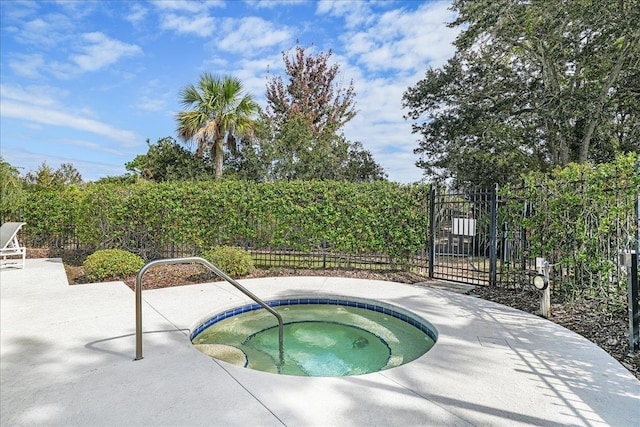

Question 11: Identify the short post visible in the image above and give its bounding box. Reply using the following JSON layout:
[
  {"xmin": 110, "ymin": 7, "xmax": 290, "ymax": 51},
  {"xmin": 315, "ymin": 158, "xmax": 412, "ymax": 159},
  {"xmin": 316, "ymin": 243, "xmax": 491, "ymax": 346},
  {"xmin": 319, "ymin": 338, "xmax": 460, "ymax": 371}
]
[
  {"xmin": 533, "ymin": 257, "xmax": 551, "ymax": 318},
  {"xmin": 541, "ymin": 282, "xmax": 551, "ymax": 318}
]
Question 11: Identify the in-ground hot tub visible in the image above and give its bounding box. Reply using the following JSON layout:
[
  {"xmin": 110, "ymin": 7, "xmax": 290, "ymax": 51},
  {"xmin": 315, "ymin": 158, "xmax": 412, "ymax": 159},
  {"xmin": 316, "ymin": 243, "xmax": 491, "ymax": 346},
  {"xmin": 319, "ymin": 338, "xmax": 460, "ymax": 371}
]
[{"xmin": 191, "ymin": 296, "xmax": 438, "ymax": 377}]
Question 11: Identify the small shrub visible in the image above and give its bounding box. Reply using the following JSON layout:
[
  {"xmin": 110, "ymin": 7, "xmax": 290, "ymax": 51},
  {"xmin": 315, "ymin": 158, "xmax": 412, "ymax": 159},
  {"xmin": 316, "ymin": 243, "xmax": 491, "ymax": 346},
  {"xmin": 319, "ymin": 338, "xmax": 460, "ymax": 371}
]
[
  {"xmin": 83, "ymin": 249, "xmax": 145, "ymax": 282},
  {"xmin": 201, "ymin": 246, "xmax": 255, "ymax": 277}
]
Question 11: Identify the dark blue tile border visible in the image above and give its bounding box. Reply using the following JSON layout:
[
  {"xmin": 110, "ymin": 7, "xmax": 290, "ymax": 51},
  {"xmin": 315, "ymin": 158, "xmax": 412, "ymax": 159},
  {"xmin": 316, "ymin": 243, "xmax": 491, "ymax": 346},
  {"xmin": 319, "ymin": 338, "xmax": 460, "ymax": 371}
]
[{"xmin": 191, "ymin": 298, "xmax": 438, "ymax": 343}]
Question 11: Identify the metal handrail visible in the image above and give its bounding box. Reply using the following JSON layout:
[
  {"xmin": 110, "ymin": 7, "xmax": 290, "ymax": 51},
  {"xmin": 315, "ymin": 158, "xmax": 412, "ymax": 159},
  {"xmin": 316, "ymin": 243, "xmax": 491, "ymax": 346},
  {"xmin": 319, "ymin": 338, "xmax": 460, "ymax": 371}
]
[{"xmin": 135, "ymin": 257, "xmax": 284, "ymax": 364}]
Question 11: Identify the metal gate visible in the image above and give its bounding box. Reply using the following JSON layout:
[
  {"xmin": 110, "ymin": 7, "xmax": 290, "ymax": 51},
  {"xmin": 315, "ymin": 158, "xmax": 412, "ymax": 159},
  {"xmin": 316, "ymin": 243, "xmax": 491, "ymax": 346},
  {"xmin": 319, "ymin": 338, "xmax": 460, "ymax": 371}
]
[
  {"xmin": 427, "ymin": 186, "xmax": 533, "ymax": 287},
  {"xmin": 428, "ymin": 187, "xmax": 498, "ymax": 286},
  {"xmin": 428, "ymin": 185, "xmax": 639, "ymax": 292}
]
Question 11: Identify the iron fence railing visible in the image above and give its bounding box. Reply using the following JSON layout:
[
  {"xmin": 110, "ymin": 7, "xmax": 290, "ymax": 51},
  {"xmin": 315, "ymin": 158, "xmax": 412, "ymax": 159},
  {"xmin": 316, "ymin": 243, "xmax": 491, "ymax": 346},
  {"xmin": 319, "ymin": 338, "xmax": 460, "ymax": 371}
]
[{"xmin": 8, "ymin": 185, "xmax": 639, "ymax": 298}]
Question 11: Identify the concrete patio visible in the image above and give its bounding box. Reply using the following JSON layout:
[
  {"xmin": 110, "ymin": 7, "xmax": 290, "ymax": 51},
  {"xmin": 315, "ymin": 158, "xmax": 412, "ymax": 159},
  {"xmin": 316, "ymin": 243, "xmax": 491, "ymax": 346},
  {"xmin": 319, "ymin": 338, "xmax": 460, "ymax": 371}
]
[{"xmin": 1, "ymin": 258, "xmax": 639, "ymax": 426}]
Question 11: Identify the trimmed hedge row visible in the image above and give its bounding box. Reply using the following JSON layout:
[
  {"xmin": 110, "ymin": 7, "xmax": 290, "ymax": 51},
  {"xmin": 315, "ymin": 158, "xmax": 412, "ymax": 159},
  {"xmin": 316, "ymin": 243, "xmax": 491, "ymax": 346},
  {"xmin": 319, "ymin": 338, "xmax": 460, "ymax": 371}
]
[{"xmin": 9, "ymin": 180, "xmax": 430, "ymax": 260}]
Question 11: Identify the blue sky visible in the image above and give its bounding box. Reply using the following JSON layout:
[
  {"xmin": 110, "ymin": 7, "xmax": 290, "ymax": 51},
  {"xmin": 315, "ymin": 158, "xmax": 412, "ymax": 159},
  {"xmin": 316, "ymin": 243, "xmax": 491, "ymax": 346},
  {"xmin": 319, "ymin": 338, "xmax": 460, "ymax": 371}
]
[{"xmin": 0, "ymin": 0, "xmax": 459, "ymax": 183}]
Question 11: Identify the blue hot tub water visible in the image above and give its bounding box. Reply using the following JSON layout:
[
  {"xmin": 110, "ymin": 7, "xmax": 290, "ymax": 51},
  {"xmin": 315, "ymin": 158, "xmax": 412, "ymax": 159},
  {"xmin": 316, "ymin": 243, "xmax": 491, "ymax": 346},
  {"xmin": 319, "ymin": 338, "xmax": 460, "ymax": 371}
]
[{"xmin": 191, "ymin": 297, "xmax": 437, "ymax": 377}]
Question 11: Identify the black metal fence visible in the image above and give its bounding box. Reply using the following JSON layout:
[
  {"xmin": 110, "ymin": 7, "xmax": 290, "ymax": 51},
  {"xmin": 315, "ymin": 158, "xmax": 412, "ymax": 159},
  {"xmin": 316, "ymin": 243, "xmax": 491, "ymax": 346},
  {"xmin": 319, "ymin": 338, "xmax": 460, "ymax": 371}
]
[
  {"xmin": 622, "ymin": 250, "xmax": 639, "ymax": 352},
  {"xmin": 425, "ymin": 184, "xmax": 639, "ymax": 300},
  {"xmin": 16, "ymin": 220, "xmax": 429, "ymax": 274},
  {"xmin": 428, "ymin": 187, "xmax": 497, "ymax": 285},
  {"xmin": 11, "ymin": 184, "xmax": 639, "ymax": 297},
  {"xmin": 159, "ymin": 241, "xmax": 428, "ymax": 272},
  {"xmin": 426, "ymin": 185, "xmax": 536, "ymax": 288}
]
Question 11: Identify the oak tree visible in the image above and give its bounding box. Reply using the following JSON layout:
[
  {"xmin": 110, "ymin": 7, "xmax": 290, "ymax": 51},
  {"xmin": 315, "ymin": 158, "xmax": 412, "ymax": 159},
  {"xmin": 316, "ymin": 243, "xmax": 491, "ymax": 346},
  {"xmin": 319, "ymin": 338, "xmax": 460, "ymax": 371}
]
[{"xmin": 403, "ymin": 0, "xmax": 640, "ymax": 189}]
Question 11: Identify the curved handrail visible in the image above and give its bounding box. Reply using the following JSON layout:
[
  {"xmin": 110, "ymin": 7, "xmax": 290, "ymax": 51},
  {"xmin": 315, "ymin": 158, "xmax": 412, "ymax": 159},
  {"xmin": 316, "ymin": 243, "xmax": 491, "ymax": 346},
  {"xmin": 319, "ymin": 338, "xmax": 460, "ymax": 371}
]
[{"xmin": 135, "ymin": 257, "xmax": 284, "ymax": 364}]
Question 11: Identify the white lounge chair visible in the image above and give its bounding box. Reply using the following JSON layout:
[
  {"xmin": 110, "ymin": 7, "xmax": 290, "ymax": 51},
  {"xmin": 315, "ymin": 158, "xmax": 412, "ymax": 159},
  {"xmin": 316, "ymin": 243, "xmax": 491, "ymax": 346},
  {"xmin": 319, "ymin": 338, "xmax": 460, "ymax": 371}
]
[{"xmin": 1, "ymin": 222, "xmax": 27, "ymax": 269}]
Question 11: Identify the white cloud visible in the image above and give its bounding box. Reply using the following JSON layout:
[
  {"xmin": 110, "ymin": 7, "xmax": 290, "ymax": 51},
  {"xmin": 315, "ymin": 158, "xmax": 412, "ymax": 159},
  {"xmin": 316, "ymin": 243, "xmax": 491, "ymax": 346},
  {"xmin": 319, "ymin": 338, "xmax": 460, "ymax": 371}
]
[
  {"xmin": 153, "ymin": 0, "xmax": 222, "ymax": 13},
  {"xmin": 8, "ymin": 53, "xmax": 45, "ymax": 79},
  {"xmin": 68, "ymin": 32, "xmax": 142, "ymax": 73},
  {"xmin": 236, "ymin": 54, "xmax": 286, "ymax": 99},
  {"xmin": 247, "ymin": 0, "xmax": 307, "ymax": 9},
  {"xmin": 0, "ymin": 0, "xmax": 39, "ymax": 21},
  {"xmin": 136, "ymin": 96, "xmax": 169, "ymax": 113},
  {"xmin": 58, "ymin": 138, "xmax": 132, "ymax": 156},
  {"xmin": 218, "ymin": 17, "xmax": 292, "ymax": 56},
  {"xmin": 200, "ymin": 52, "xmax": 284, "ymax": 106},
  {"xmin": 126, "ymin": 3, "xmax": 149, "ymax": 24},
  {"xmin": 134, "ymin": 79, "xmax": 172, "ymax": 112},
  {"xmin": 54, "ymin": 1, "xmax": 99, "ymax": 20},
  {"xmin": 23, "ymin": 17, "xmax": 48, "ymax": 33},
  {"xmin": 316, "ymin": 0, "xmax": 375, "ymax": 29},
  {"xmin": 46, "ymin": 32, "xmax": 142, "ymax": 79},
  {"xmin": 345, "ymin": 77, "xmax": 413, "ymax": 141},
  {"xmin": 0, "ymin": 83, "xmax": 67, "ymax": 108},
  {"xmin": 322, "ymin": 2, "xmax": 458, "ymax": 184},
  {"xmin": 154, "ymin": 0, "xmax": 225, "ymax": 37},
  {"xmin": 1, "ymin": 100, "xmax": 140, "ymax": 147},
  {"xmin": 379, "ymin": 151, "xmax": 425, "ymax": 183},
  {"xmin": 159, "ymin": 13, "xmax": 216, "ymax": 37},
  {"xmin": 8, "ymin": 11, "xmax": 74, "ymax": 47},
  {"xmin": 343, "ymin": 2, "xmax": 458, "ymax": 74}
]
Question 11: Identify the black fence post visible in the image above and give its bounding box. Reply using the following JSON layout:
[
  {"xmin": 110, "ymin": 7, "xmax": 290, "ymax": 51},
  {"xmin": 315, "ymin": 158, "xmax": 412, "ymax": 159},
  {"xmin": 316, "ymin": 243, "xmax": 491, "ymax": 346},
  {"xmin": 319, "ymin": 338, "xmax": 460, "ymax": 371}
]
[
  {"xmin": 628, "ymin": 194, "xmax": 640, "ymax": 353},
  {"xmin": 428, "ymin": 186, "xmax": 436, "ymax": 279},
  {"xmin": 625, "ymin": 250, "xmax": 639, "ymax": 353},
  {"xmin": 489, "ymin": 184, "xmax": 498, "ymax": 286},
  {"xmin": 521, "ymin": 199, "xmax": 529, "ymax": 279},
  {"xmin": 322, "ymin": 240, "xmax": 327, "ymax": 269}
]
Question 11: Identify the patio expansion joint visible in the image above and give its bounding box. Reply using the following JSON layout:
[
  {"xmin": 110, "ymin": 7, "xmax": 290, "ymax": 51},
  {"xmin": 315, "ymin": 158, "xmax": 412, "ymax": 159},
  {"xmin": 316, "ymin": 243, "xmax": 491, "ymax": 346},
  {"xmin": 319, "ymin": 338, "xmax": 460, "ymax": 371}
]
[
  {"xmin": 143, "ymin": 298, "xmax": 190, "ymax": 338},
  {"xmin": 212, "ymin": 359, "xmax": 287, "ymax": 426}
]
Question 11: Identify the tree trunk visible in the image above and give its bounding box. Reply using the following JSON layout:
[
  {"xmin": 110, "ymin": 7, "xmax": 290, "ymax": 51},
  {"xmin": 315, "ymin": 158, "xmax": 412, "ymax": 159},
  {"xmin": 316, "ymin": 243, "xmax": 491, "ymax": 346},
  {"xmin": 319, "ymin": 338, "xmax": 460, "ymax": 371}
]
[
  {"xmin": 213, "ymin": 138, "xmax": 224, "ymax": 179},
  {"xmin": 579, "ymin": 35, "xmax": 638, "ymax": 163}
]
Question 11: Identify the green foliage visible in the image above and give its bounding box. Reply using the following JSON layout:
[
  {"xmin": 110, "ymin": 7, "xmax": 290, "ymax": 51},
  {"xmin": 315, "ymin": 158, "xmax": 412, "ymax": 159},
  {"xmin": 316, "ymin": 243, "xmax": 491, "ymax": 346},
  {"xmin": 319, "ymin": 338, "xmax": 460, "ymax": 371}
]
[
  {"xmin": 17, "ymin": 186, "xmax": 81, "ymax": 247},
  {"xmin": 75, "ymin": 180, "xmax": 164, "ymax": 259},
  {"xmin": 342, "ymin": 141, "xmax": 387, "ymax": 183},
  {"xmin": 261, "ymin": 45, "xmax": 385, "ymax": 182},
  {"xmin": 126, "ymin": 137, "xmax": 214, "ymax": 182},
  {"xmin": 12, "ymin": 179, "xmax": 429, "ymax": 262},
  {"xmin": 201, "ymin": 246, "xmax": 255, "ymax": 277},
  {"xmin": 24, "ymin": 161, "xmax": 83, "ymax": 188},
  {"xmin": 95, "ymin": 175, "xmax": 139, "ymax": 185},
  {"xmin": 83, "ymin": 249, "xmax": 145, "ymax": 282},
  {"xmin": 404, "ymin": 0, "xmax": 640, "ymax": 189},
  {"xmin": 260, "ymin": 118, "xmax": 386, "ymax": 182},
  {"xmin": 501, "ymin": 152, "xmax": 640, "ymax": 302},
  {"xmin": 223, "ymin": 116, "xmax": 271, "ymax": 181},
  {"xmin": 0, "ymin": 157, "xmax": 25, "ymax": 222}
]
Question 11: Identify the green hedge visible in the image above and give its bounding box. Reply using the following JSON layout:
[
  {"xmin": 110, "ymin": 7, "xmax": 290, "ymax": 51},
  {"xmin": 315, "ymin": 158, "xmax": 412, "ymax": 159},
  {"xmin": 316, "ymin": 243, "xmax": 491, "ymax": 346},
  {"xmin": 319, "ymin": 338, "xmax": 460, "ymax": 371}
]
[{"xmin": 11, "ymin": 180, "xmax": 430, "ymax": 261}]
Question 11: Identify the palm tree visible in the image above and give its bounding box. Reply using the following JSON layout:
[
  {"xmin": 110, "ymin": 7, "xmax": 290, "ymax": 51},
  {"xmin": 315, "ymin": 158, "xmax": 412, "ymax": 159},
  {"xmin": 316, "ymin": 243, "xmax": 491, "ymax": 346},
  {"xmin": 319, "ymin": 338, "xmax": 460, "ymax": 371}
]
[{"xmin": 176, "ymin": 73, "xmax": 259, "ymax": 178}]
